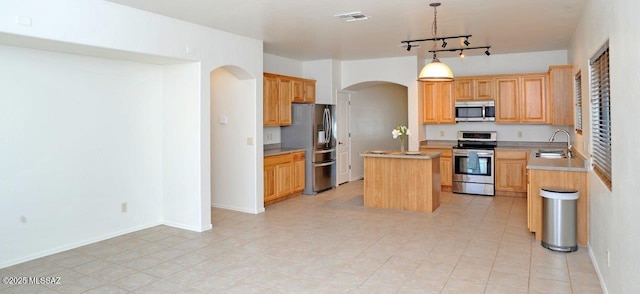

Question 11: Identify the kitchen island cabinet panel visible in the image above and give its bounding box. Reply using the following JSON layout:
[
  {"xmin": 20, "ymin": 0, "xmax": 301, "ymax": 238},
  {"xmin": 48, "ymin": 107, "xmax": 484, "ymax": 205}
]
[{"xmin": 362, "ymin": 153, "xmax": 441, "ymax": 212}]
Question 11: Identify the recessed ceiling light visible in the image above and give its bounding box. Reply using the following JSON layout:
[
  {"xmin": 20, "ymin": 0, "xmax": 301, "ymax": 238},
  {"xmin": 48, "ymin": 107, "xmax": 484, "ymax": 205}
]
[{"xmin": 334, "ymin": 11, "xmax": 370, "ymax": 22}]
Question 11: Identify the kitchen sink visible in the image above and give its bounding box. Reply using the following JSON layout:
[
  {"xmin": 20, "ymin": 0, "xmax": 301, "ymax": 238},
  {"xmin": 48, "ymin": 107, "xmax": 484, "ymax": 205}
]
[{"xmin": 535, "ymin": 149, "xmax": 568, "ymax": 159}]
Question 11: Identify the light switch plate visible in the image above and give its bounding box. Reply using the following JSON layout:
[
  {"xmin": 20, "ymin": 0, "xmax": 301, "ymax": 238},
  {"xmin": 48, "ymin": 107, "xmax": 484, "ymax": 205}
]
[{"xmin": 247, "ymin": 137, "xmax": 253, "ymax": 145}]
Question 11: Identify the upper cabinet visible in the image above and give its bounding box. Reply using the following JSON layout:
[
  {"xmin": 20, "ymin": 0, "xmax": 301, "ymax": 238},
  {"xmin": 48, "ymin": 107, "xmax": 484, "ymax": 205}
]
[
  {"xmin": 454, "ymin": 77, "xmax": 495, "ymax": 101},
  {"xmin": 495, "ymin": 74, "xmax": 547, "ymax": 124},
  {"xmin": 263, "ymin": 74, "xmax": 281, "ymax": 126},
  {"xmin": 264, "ymin": 73, "xmax": 316, "ymax": 126},
  {"xmin": 422, "ymin": 81, "xmax": 455, "ymax": 124},
  {"xmin": 548, "ymin": 65, "xmax": 574, "ymax": 126}
]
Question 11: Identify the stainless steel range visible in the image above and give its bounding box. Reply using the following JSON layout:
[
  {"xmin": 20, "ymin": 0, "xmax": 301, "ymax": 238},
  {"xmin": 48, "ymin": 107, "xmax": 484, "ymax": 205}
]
[{"xmin": 452, "ymin": 131, "xmax": 497, "ymax": 196}]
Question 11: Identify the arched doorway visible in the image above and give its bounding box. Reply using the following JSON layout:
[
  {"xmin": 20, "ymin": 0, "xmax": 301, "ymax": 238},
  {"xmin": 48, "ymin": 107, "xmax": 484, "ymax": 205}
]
[
  {"xmin": 341, "ymin": 81, "xmax": 409, "ymax": 181},
  {"xmin": 209, "ymin": 66, "xmax": 259, "ymax": 214}
]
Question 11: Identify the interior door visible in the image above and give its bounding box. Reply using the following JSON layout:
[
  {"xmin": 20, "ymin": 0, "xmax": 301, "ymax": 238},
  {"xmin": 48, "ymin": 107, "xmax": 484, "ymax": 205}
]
[{"xmin": 337, "ymin": 91, "xmax": 350, "ymax": 184}]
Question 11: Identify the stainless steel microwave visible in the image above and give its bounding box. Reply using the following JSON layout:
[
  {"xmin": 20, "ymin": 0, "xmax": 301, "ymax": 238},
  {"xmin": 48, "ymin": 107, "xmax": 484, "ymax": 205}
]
[{"xmin": 455, "ymin": 101, "xmax": 496, "ymax": 122}]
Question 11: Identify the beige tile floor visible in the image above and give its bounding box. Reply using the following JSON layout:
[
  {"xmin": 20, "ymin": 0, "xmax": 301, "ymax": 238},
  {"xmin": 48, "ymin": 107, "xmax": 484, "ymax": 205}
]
[{"xmin": 1, "ymin": 180, "xmax": 603, "ymax": 293}]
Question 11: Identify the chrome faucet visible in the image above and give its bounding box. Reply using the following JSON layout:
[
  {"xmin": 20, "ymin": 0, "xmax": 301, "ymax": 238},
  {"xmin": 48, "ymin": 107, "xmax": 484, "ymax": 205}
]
[{"xmin": 549, "ymin": 129, "xmax": 573, "ymax": 158}]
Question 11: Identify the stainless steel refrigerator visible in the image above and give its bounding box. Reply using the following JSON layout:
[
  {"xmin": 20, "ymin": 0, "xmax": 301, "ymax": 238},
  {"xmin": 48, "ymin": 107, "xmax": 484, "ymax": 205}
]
[{"xmin": 281, "ymin": 104, "xmax": 336, "ymax": 195}]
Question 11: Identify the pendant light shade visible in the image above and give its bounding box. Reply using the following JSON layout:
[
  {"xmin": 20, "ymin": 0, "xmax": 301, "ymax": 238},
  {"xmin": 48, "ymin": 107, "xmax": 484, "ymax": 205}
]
[
  {"xmin": 418, "ymin": 2, "xmax": 454, "ymax": 81},
  {"xmin": 418, "ymin": 56, "xmax": 453, "ymax": 81}
]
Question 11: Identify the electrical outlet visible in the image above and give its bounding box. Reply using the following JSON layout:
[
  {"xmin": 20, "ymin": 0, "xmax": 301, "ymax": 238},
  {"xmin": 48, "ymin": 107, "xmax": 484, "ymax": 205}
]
[
  {"xmin": 517, "ymin": 131, "xmax": 523, "ymax": 138},
  {"xmin": 607, "ymin": 249, "xmax": 610, "ymax": 267},
  {"xmin": 247, "ymin": 137, "xmax": 254, "ymax": 145},
  {"xmin": 121, "ymin": 202, "xmax": 127, "ymax": 213},
  {"xmin": 440, "ymin": 131, "xmax": 445, "ymax": 137}
]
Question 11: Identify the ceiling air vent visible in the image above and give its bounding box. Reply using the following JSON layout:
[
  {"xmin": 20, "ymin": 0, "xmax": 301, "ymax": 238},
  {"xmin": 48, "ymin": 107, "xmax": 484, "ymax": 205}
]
[{"xmin": 334, "ymin": 11, "xmax": 370, "ymax": 22}]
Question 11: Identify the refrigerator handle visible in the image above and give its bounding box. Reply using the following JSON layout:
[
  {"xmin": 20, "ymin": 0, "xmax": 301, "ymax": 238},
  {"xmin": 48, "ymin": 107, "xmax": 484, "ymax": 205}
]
[{"xmin": 323, "ymin": 108, "xmax": 330, "ymax": 144}]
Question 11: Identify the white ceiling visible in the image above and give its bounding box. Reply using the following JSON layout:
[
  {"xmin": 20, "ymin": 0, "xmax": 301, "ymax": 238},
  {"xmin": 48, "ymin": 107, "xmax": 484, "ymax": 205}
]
[{"xmin": 106, "ymin": 0, "xmax": 587, "ymax": 61}]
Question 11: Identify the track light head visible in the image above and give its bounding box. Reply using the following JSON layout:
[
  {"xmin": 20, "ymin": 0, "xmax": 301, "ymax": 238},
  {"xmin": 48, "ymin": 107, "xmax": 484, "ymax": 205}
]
[
  {"xmin": 406, "ymin": 43, "xmax": 412, "ymax": 52},
  {"xmin": 459, "ymin": 51, "xmax": 464, "ymax": 58},
  {"xmin": 485, "ymin": 49, "xmax": 491, "ymax": 56},
  {"xmin": 441, "ymin": 40, "xmax": 447, "ymax": 48},
  {"xmin": 463, "ymin": 38, "xmax": 470, "ymax": 46}
]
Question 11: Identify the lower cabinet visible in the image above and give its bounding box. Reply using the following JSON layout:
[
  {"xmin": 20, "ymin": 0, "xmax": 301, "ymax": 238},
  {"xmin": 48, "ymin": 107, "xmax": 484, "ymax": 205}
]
[
  {"xmin": 421, "ymin": 147, "xmax": 453, "ymax": 190},
  {"xmin": 495, "ymin": 150, "xmax": 529, "ymax": 195},
  {"xmin": 264, "ymin": 151, "xmax": 305, "ymax": 205},
  {"xmin": 292, "ymin": 151, "xmax": 305, "ymax": 192}
]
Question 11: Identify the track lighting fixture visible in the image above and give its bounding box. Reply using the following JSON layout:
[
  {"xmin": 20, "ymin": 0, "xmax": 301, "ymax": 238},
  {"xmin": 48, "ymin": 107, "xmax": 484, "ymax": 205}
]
[
  {"xmin": 401, "ymin": 1, "xmax": 491, "ymax": 80},
  {"xmin": 427, "ymin": 46, "xmax": 491, "ymax": 57}
]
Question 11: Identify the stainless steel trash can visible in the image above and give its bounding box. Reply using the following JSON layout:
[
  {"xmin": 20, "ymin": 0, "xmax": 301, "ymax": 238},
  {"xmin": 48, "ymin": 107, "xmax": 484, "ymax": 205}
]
[{"xmin": 541, "ymin": 188, "xmax": 579, "ymax": 252}]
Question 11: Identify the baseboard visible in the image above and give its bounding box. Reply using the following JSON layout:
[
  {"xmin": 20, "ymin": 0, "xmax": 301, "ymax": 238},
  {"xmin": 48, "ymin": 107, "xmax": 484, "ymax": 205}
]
[
  {"xmin": 588, "ymin": 244, "xmax": 609, "ymax": 294},
  {"xmin": 162, "ymin": 220, "xmax": 212, "ymax": 232},
  {"xmin": 0, "ymin": 221, "xmax": 162, "ymax": 269},
  {"xmin": 211, "ymin": 203, "xmax": 264, "ymax": 214}
]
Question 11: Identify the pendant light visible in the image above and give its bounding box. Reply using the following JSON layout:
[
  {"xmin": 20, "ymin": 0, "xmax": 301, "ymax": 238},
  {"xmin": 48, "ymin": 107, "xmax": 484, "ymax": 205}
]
[{"xmin": 418, "ymin": 2, "xmax": 454, "ymax": 81}]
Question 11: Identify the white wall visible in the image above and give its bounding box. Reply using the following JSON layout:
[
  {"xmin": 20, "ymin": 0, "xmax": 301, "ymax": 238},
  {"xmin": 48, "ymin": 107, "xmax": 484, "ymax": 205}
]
[
  {"xmin": 263, "ymin": 53, "xmax": 303, "ymax": 77},
  {"xmin": 0, "ymin": 45, "xmax": 164, "ymax": 267},
  {"xmin": 423, "ymin": 50, "xmax": 570, "ymax": 142},
  {"xmin": 210, "ymin": 67, "xmax": 261, "ymax": 213},
  {"xmin": 341, "ymin": 56, "xmax": 420, "ymax": 149},
  {"xmin": 438, "ymin": 50, "xmax": 569, "ymax": 76},
  {"xmin": 0, "ymin": 0, "xmax": 263, "ymax": 267},
  {"xmin": 348, "ymin": 84, "xmax": 408, "ymax": 179},
  {"xmin": 568, "ymin": 0, "xmax": 640, "ymax": 292},
  {"xmin": 303, "ymin": 59, "xmax": 342, "ymax": 105},
  {"xmin": 162, "ymin": 62, "xmax": 204, "ymax": 231}
]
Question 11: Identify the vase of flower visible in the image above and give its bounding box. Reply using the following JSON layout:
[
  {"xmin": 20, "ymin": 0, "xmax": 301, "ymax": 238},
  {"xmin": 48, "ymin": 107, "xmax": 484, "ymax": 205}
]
[{"xmin": 392, "ymin": 125, "xmax": 411, "ymax": 153}]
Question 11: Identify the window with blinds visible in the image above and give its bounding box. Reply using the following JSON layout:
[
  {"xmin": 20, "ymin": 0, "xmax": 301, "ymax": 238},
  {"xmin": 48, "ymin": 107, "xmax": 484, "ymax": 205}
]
[
  {"xmin": 589, "ymin": 42, "xmax": 611, "ymax": 188},
  {"xmin": 575, "ymin": 72, "xmax": 583, "ymax": 134}
]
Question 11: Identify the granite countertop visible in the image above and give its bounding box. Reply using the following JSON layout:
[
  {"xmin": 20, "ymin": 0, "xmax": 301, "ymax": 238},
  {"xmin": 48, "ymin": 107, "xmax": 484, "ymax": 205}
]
[
  {"xmin": 526, "ymin": 151, "xmax": 589, "ymax": 172},
  {"xmin": 360, "ymin": 150, "xmax": 442, "ymax": 159},
  {"xmin": 264, "ymin": 147, "xmax": 306, "ymax": 157}
]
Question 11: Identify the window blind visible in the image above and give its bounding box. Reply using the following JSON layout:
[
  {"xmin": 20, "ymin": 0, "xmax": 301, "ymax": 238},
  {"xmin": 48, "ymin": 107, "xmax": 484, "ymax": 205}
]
[
  {"xmin": 589, "ymin": 43, "xmax": 611, "ymax": 186},
  {"xmin": 575, "ymin": 72, "xmax": 583, "ymax": 133}
]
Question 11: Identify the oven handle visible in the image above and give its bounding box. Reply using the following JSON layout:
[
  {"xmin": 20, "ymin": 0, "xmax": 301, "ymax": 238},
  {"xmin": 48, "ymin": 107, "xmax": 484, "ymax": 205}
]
[{"xmin": 453, "ymin": 151, "xmax": 494, "ymax": 156}]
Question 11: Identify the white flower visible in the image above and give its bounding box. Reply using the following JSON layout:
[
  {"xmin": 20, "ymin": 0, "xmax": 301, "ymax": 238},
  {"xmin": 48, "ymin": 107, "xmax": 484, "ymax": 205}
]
[{"xmin": 392, "ymin": 125, "xmax": 410, "ymax": 139}]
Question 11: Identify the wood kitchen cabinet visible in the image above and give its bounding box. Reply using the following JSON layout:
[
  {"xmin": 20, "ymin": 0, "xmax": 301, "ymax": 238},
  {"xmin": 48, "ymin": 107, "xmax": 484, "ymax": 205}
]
[
  {"xmin": 420, "ymin": 147, "xmax": 452, "ymax": 190},
  {"xmin": 263, "ymin": 74, "xmax": 280, "ymax": 126},
  {"xmin": 495, "ymin": 74, "xmax": 548, "ymax": 124},
  {"xmin": 422, "ymin": 81, "xmax": 455, "ymax": 124},
  {"xmin": 454, "ymin": 77, "xmax": 495, "ymax": 101},
  {"xmin": 292, "ymin": 151, "xmax": 305, "ymax": 193},
  {"xmin": 264, "ymin": 151, "xmax": 305, "ymax": 205},
  {"xmin": 292, "ymin": 78, "xmax": 316, "ymax": 103},
  {"xmin": 263, "ymin": 73, "xmax": 292, "ymax": 126},
  {"xmin": 548, "ymin": 65, "xmax": 574, "ymax": 126},
  {"xmin": 495, "ymin": 150, "xmax": 529, "ymax": 196},
  {"xmin": 264, "ymin": 73, "xmax": 316, "ymax": 126},
  {"xmin": 277, "ymin": 76, "xmax": 293, "ymax": 125},
  {"xmin": 303, "ymin": 80, "xmax": 316, "ymax": 103}
]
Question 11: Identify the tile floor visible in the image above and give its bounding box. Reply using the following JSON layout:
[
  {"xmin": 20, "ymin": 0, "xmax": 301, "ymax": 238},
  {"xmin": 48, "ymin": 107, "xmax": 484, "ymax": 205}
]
[{"xmin": 1, "ymin": 180, "xmax": 603, "ymax": 293}]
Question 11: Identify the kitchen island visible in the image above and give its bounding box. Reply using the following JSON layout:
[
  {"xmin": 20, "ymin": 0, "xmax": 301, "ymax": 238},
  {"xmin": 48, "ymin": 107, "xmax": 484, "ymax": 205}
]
[{"xmin": 360, "ymin": 151, "xmax": 441, "ymax": 212}]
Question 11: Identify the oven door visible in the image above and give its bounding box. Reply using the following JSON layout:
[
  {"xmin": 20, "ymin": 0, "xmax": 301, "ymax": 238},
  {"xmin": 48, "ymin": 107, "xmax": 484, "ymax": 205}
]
[{"xmin": 452, "ymin": 149, "xmax": 494, "ymax": 184}]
